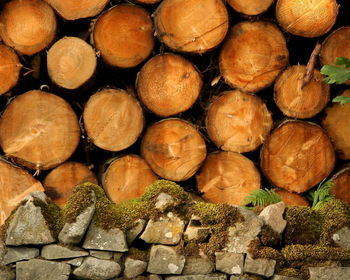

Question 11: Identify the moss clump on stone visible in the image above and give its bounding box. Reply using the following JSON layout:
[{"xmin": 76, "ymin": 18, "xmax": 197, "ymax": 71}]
[
  {"xmin": 126, "ymin": 247, "xmax": 149, "ymax": 262},
  {"xmin": 248, "ymin": 239, "xmax": 284, "ymax": 261},
  {"xmin": 184, "ymin": 242, "xmax": 201, "ymax": 257},
  {"xmin": 259, "ymin": 224, "xmax": 280, "ymax": 246},
  {"xmin": 278, "ymin": 268, "xmax": 308, "ymax": 280},
  {"xmin": 284, "ymin": 206, "xmax": 322, "ymax": 245}
]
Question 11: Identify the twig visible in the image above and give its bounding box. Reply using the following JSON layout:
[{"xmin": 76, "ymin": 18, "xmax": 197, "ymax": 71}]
[{"xmin": 301, "ymin": 43, "xmax": 321, "ymax": 89}]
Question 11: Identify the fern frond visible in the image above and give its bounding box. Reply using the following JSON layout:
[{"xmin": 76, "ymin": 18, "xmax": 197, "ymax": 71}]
[
  {"xmin": 242, "ymin": 189, "xmax": 281, "ymax": 207},
  {"xmin": 309, "ymin": 179, "xmax": 335, "ymax": 209}
]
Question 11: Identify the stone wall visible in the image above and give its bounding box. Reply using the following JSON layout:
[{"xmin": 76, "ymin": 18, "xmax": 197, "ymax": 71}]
[{"xmin": 1, "ymin": 181, "xmax": 350, "ymax": 280}]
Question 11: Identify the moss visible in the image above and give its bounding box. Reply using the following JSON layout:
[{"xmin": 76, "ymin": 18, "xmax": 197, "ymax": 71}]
[
  {"xmin": 278, "ymin": 268, "xmax": 309, "ymax": 280},
  {"xmin": 126, "ymin": 247, "xmax": 149, "ymax": 262},
  {"xmin": 259, "ymin": 224, "xmax": 280, "ymax": 246},
  {"xmin": 284, "ymin": 206, "xmax": 322, "ymax": 245},
  {"xmin": 184, "ymin": 242, "xmax": 200, "ymax": 257},
  {"xmin": 248, "ymin": 239, "xmax": 284, "ymax": 261},
  {"xmin": 282, "ymin": 245, "xmax": 350, "ymax": 261}
]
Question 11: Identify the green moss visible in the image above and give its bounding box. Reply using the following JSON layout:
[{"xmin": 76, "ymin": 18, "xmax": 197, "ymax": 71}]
[
  {"xmin": 126, "ymin": 247, "xmax": 149, "ymax": 262},
  {"xmin": 184, "ymin": 242, "xmax": 200, "ymax": 257},
  {"xmin": 284, "ymin": 206, "xmax": 322, "ymax": 245},
  {"xmin": 248, "ymin": 239, "xmax": 284, "ymax": 261},
  {"xmin": 278, "ymin": 268, "xmax": 308, "ymax": 280},
  {"xmin": 282, "ymin": 245, "xmax": 350, "ymax": 261},
  {"xmin": 259, "ymin": 224, "xmax": 280, "ymax": 246}
]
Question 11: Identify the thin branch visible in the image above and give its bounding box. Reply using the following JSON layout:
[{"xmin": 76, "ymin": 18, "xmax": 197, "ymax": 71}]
[{"xmin": 301, "ymin": 43, "xmax": 321, "ymax": 89}]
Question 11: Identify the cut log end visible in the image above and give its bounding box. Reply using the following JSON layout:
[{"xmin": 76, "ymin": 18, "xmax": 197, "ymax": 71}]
[
  {"xmin": 93, "ymin": 4, "xmax": 154, "ymax": 68},
  {"xmin": 136, "ymin": 53, "xmax": 202, "ymax": 117},
  {"xmin": 0, "ymin": 0, "xmax": 57, "ymax": 55},
  {"xmin": 43, "ymin": 161, "xmax": 98, "ymax": 208},
  {"xmin": 83, "ymin": 88, "xmax": 144, "ymax": 152},
  {"xmin": 134, "ymin": 0, "xmax": 161, "ymax": 3},
  {"xmin": 102, "ymin": 155, "xmax": 157, "ymax": 204},
  {"xmin": 141, "ymin": 118, "xmax": 207, "ymax": 181},
  {"xmin": 0, "ymin": 44, "xmax": 21, "ymax": 95},
  {"xmin": 0, "ymin": 90, "xmax": 81, "ymax": 170},
  {"xmin": 261, "ymin": 120, "xmax": 335, "ymax": 193},
  {"xmin": 154, "ymin": 0, "xmax": 229, "ymax": 54},
  {"xmin": 331, "ymin": 167, "xmax": 350, "ymax": 207},
  {"xmin": 47, "ymin": 37, "xmax": 96, "ymax": 90},
  {"xmin": 206, "ymin": 90, "xmax": 273, "ymax": 153},
  {"xmin": 219, "ymin": 21, "xmax": 288, "ymax": 93},
  {"xmin": 274, "ymin": 65, "xmax": 330, "ymax": 119},
  {"xmin": 196, "ymin": 151, "xmax": 261, "ymax": 206},
  {"xmin": 227, "ymin": 0, "xmax": 275, "ymax": 16},
  {"xmin": 275, "ymin": 189, "xmax": 309, "ymax": 206},
  {"xmin": 276, "ymin": 0, "xmax": 338, "ymax": 38}
]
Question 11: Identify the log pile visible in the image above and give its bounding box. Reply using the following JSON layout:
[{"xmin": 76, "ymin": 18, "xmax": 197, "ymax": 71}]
[{"xmin": 0, "ymin": 0, "xmax": 349, "ymax": 224}]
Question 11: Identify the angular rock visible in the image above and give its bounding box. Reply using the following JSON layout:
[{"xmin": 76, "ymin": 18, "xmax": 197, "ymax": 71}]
[
  {"xmin": 42, "ymin": 244, "xmax": 88, "ymax": 260},
  {"xmin": 73, "ymin": 257, "xmax": 121, "ymax": 280},
  {"xmin": 332, "ymin": 227, "xmax": 350, "ymax": 249},
  {"xmin": 182, "ymin": 254, "xmax": 214, "ymax": 275},
  {"xmin": 271, "ymin": 275, "xmax": 303, "ymax": 280},
  {"xmin": 89, "ymin": 250, "xmax": 113, "ymax": 260},
  {"xmin": 309, "ymin": 267, "xmax": 350, "ymax": 280},
  {"xmin": 141, "ymin": 212, "xmax": 185, "ymax": 245},
  {"xmin": 184, "ymin": 215, "xmax": 210, "ymax": 242},
  {"xmin": 64, "ymin": 257, "xmax": 84, "ymax": 267},
  {"xmin": 0, "ymin": 241, "xmax": 5, "ymax": 262},
  {"xmin": 244, "ymin": 255, "xmax": 276, "ymax": 277},
  {"xmin": 124, "ymin": 257, "xmax": 148, "ymax": 278},
  {"xmin": 215, "ymin": 252, "xmax": 244, "ymax": 275},
  {"xmin": 155, "ymin": 193, "xmax": 179, "ymax": 212},
  {"xmin": 2, "ymin": 247, "xmax": 39, "ymax": 265},
  {"xmin": 226, "ymin": 207, "xmax": 263, "ymax": 253},
  {"xmin": 83, "ymin": 224, "xmax": 128, "ymax": 252},
  {"xmin": 147, "ymin": 245, "xmax": 185, "ymax": 274},
  {"xmin": 5, "ymin": 194, "xmax": 56, "ymax": 245},
  {"xmin": 58, "ymin": 190, "xmax": 96, "ymax": 245},
  {"xmin": 16, "ymin": 259, "xmax": 71, "ymax": 280},
  {"xmin": 113, "ymin": 252, "xmax": 124, "ymax": 263},
  {"xmin": 149, "ymin": 275, "xmax": 163, "ymax": 280},
  {"xmin": 165, "ymin": 274, "xmax": 227, "ymax": 280},
  {"xmin": 259, "ymin": 202, "xmax": 287, "ymax": 234},
  {"xmin": 0, "ymin": 266, "xmax": 15, "ymax": 280},
  {"xmin": 126, "ymin": 219, "xmax": 147, "ymax": 245}
]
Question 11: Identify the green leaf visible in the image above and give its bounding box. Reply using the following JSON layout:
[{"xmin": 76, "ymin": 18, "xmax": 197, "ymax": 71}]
[
  {"xmin": 336, "ymin": 57, "xmax": 350, "ymax": 68},
  {"xmin": 308, "ymin": 179, "xmax": 334, "ymax": 210},
  {"xmin": 333, "ymin": 96, "xmax": 350, "ymax": 107},
  {"xmin": 321, "ymin": 65, "xmax": 350, "ymax": 84},
  {"xmin": 242, "ymin": 189, "xmax": 281, "ymax": 207}
]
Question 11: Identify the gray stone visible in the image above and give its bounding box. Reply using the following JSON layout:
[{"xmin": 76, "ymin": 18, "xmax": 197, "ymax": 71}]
[
  {"xmin": 113, "ymin": 252, "xmax": 124, "ymax": 263},
  {"xmin": 332, "ymin": 227, "xmax": 350, "ymax": 249},
  {"xmin": 259, "ymin": 202, "xmax": 287, "ymax": 234},
  {"xmin": 0, "ymin": 266, "xmax": 15, "ymax": 280},
  {"xmin": 155, "ymin": 193, "xmax": 179, "ymax": 212},
  {"xmin": 184, "ymin": 215, "xmax": 210, "ymax": 242},
  {"xmin": 89, "ymin": 250, "xmax": 113, "ymax": 259},
  {"xmin": 141, "ymin": 212, "xmax": 185, "ymax": 245},
  {"xmin": 64, "ymin": 257, "xmax": 84, "ymax": 267},
  {"xmin": 124, "ymin": 257, "xmax": 147, "ymax": 278},
  {"xmin": 147, "ymin": 245, "xmax": 185, "ymax": 274},
  {"xmin": 5, "ymin": 195, "xmax": 56, "ymax": 245},
  {"xmin": 2, "ymin": 247, "xmax": 39, "ymax": 265},
  {"xmin": 149, "ymin": 275, "xmax": 163, "ymax": 280},
  {"xmin": 230, "ymin": 275, "xmax": 263, "ymax": 280},
  {"xmin": 58, "ymin": 190, "xmax": 96, "ymax": 245},
  {"xmin": 215, "ymin": 252, "xmax": 244, "ymax": 275},
  {"xmin": 309, "ymin": 267, "xmax": 350, "ymax": 280},
  {"xmin": 16, "ymin": 259, "xmax": 71, "ymax": 280},
  {"xmin": 73, "ymin": 256, "xmax": 121, "ymax": 280},
  {"xmin": 126, "ymin": 219, "xmax": 147, "ymax": 245},
  {"xmin": 271, "ymin": 275, "xmax": 302, "ymax": 280},
  {"xmin": 83, "ymin": 224, "xmax": 128, "ymax": 252},
  {"xmin": 0, "ymin": 241, "xmax": 5, "ymax": 262},
  {"xmin": 226, "ymin": 207, "xmax": 263, "ymax": 253},
  {"xmin": 165, "ymin": 274, "xmax": 227, "ymax": 280},
  {"xmin": 182, "ymin": 254, "xmax": 214, "ymax": 275},
  {"xmin": 244, "ymin": 254, "xmax": 276, "ymax": 277},
  {"xmin": 42, "ymin": 244, "xmax": 88, "ymax": 260}
]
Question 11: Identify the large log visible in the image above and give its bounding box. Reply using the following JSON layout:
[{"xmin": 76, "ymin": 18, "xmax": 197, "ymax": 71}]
[
  {"xmin": 276, "ymin": 0, "xmax": 338, "ymax": 38},
  {"xmin": 47, "ymin": 37, "xmax": 97, "ymax": 90},
  {"xmin": 275, "ymin": 189, "xmax": 309, "ymax": 206},
  {"xmin": 43, "ymin": 161, "xmax": 98, "ymax": 208},
  {"xmin": 0, "ymin": 90, "xmax": 81, "ymax": 170},
  {"xmin": 136, "ymin": 53, "xmax": 202, "ymax": 117},
  {"xmin": 83, "ymin": 88, "xmax": 144, "ymax": 152},
  {"xmin": 219, "ymin": 21, "xmax": 288, "ymax": 93},
  {"xmin": 331, "ymin": 167, "xmax": 350, "ymax": 207},
  {"xmin": 141, "ymin": 118, "xmax": 207, "ymax": 181},
  {"xmin": 274, "ymin": 65, "xmax": 330, "ymax": 119},
  {"xmin": 321, "ymin": 90, "xmax": 350, "ymax": 160},
  {"xmin": 0, "ymin": 0, "xmax": 57, "ymax": 55},
  {"xmin": 0, "ymin": 43, "xmax": 21, "ymax": 95},
  {"xmin": 196, "ymin": 151, "xmax": 261, "ymax": 206},
  {"xmin": 92, "ymin": 4, "xmax": 154, "ymax": 68},
  {"xmin": 0, "ymin": 159, "xmax": 44, "ymax": 226},
  {"xmin": 154, "ymin": 0, "xmax": 229, "ymax": 54},
  {"xmin": 206, "ymin": 90, "xmax": 273, "ymax": 153},
  {"xmin": 102, "ymin": 154, "xmax": 157, "ymax": 204},
  {"xmin": 261, "ymin": 120, "xmax": 335, "ymax": 193},
  {"xmin": 227, "ymin": 0, "xmax": 275, "ymax": 16}
]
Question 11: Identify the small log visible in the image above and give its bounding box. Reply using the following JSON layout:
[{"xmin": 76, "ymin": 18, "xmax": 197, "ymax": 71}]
[
  {"xmin": 274, "ymin": 65, "xmax": 330, "ymax": 119},
  {"xmin": 0, "ymin": 44, "xmax": 21, "ymax": 95},
  {"xmin": 134, "ymin": 0, "xmax": 161, "ymax": 4},
  {"xmin": 0, "ymin": 90, "xmax": 80, "ymax": 170},
  {"xmin": 43, "ymin": 161, "xmax": 98, "ymax": 208},
  {"xmin": 44, "ymin": 0, "xmax": 109, "ymax": 20},
  {"xmin": 102, "ymin": 155, "xmax": 157, "ymax": 204},
  {"xmin": 321, "ymin": 90, "xmax": 350, "ymax": 160},
  {"xmin": 47, "ymin": 37, "xmax": 97, "ymax": 90},
  {"xmin": 136, "ymin": 53, "xmax": 202, "ymax": 117},
  {"xmin": 261, "ymin": 120, "xmax": 335, "ymax": 193},
  {"xmin": 83, "ymin": 88, "xmax": 144, "ymax": 152},
  {"xmin": 0, "ymin": 158, "xmax": 44, "ymax": 226},
  {"xmin": 276, "ymin": 0, "xmax": 338, "ymax": 38},
  {"xmin": 227, "ymin": 0, "xmax": 275, "ymax": 16},
  {"xmin": 196, "ymin": 151, "xmax": 261, "ymax": 206},
  {"xmin": 154, "ymin": 0, "xmax": 229, "ymax": 54},
  {"xmin": 275, "ymin": 189, "xmax": 309, "ymax": 206},
  {"xmin": 141, "ymin": 118, "xmax": 207, "ymax": 181},
  {"xmin": 219, "ymin": 21, "xmax": 288, "ymax": 93},
  {"xmin": 331, "ymin": 167, "xmax": 350, "ymax": 207},
  {"xmin": 92, "ymin": 4, "xmax": 154, "ymax": 68},
  {"xmin": 206, "ymin": 90, "xmax": 273, "ymax": 153},
  {"xmin": 0, "ymin": 0, "xmax": 57, "ymax": 55}
]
